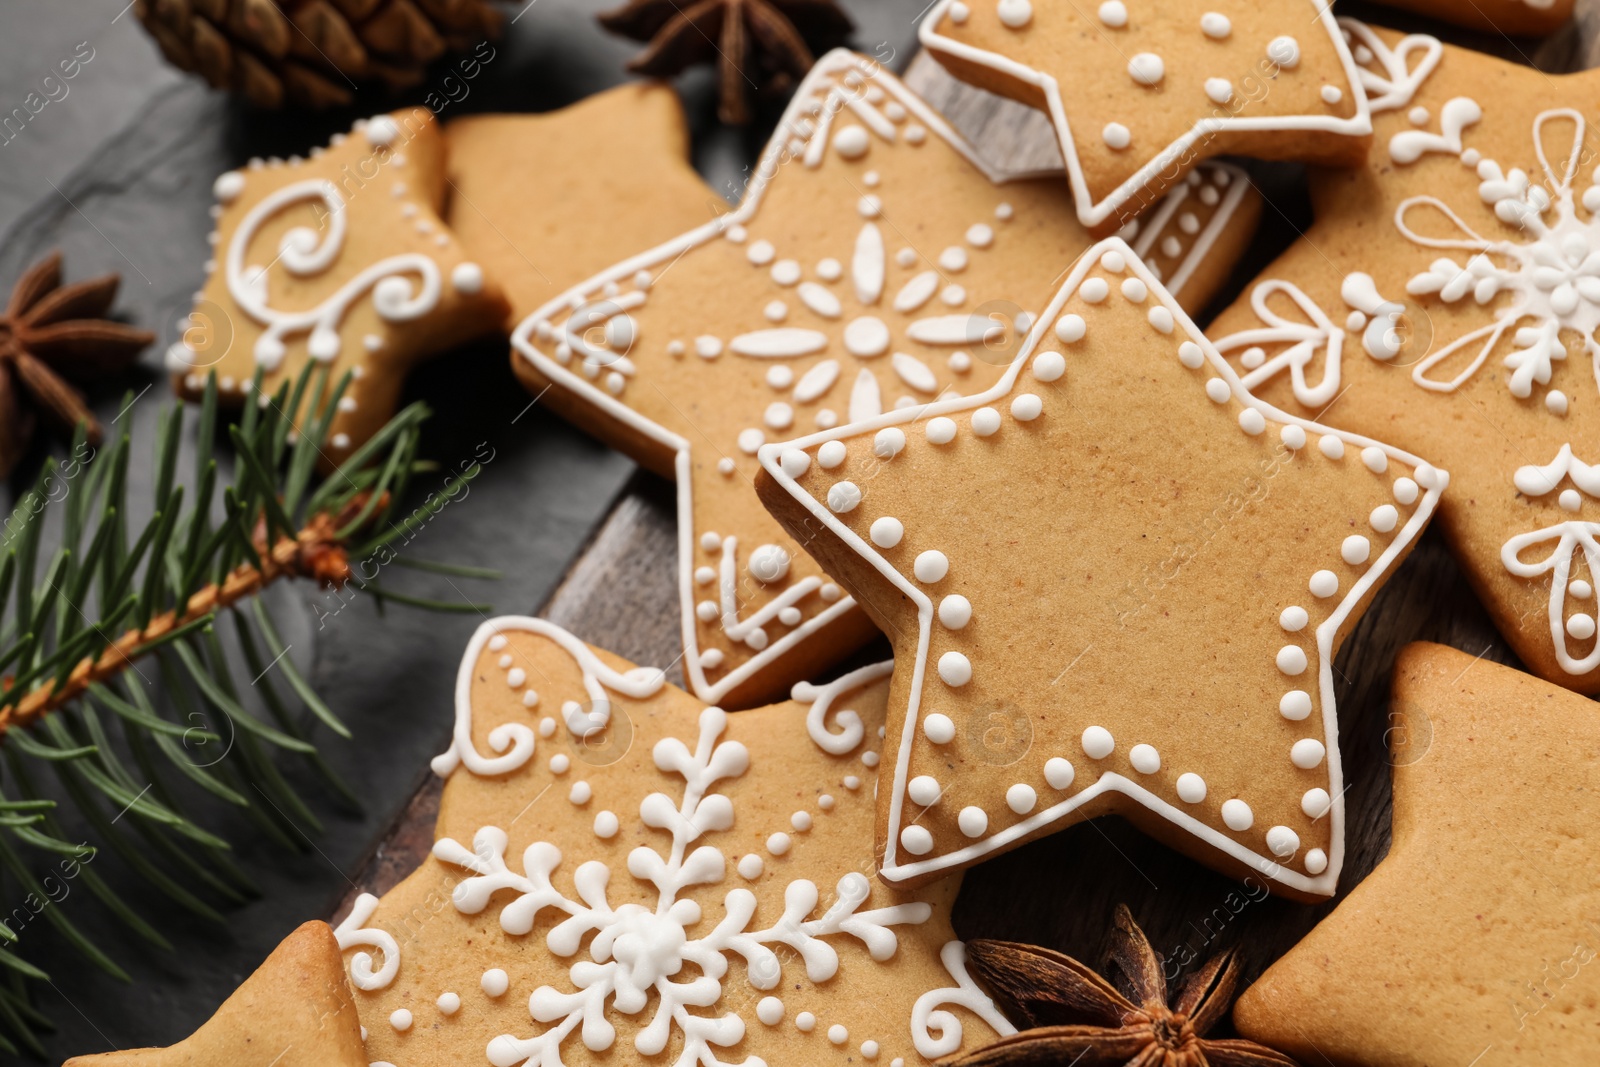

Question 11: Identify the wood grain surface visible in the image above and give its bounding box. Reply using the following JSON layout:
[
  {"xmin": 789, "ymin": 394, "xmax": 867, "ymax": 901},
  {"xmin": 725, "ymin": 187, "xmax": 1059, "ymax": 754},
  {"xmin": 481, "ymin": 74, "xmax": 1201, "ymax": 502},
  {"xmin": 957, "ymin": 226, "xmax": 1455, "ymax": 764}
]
[{"xmin": 334, "ymin": 13, "xmax": 1591, "ymax": 1024}]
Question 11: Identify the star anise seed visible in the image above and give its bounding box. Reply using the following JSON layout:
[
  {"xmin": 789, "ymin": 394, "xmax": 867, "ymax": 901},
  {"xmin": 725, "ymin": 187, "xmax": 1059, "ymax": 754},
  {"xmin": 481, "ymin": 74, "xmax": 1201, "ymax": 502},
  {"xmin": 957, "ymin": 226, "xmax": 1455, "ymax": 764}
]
[
  {"xmin": 0, "ymin": 252, "xmax": 153, "ymax": 478},
  {"xmin": 599, "ymin": 0, "xmax": 853, "ymax": 124},
  {"xmin": 952, "ymin": 905, "xmax": 1302, "ymax": 1067}
]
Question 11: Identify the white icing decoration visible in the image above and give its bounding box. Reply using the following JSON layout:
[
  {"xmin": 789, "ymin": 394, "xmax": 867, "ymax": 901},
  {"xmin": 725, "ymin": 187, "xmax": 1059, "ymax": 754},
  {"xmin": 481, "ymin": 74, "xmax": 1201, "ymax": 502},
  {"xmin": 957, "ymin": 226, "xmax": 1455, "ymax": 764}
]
[
  {"xmin": 1340, "ymin": 19, "xmax": 1442, "ymax": 115},
  {"xmin": 911, "ymin": 942, "xmax": 1017, "ymax": 1058},
  {"xmin": 225, "ymin": 179, "xmax": 447, "ymax": 370},
  {"xmin": 791, "ymin": 660, "xmax": 893, "ymax": 756},
  {"xmin": 1200, "ymin": 13, "xmax": 1230, "ymax": 39},
  {"xmin": 432, "ymin": 619, "xmax": 666, "ymax": 778},
  {"xmin": 996, "ymin": 0, "xmax": 1032, "ymax": 29},
  {"xmin": 1128, "ymin": 53, "xmax": 1164, "ymax": 86},
  {"xmin": 434, "ymin": 705, "xmax": 933, "ymax": 1066},
  {"xmin": 334, "ymin": 892, "xmax": 400, "ymax": 991}
]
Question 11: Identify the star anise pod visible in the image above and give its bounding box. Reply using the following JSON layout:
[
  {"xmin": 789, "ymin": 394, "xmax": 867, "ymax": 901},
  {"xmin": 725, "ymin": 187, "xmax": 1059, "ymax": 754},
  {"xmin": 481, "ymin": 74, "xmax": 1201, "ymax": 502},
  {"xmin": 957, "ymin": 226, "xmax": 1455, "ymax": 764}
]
[
  {"xmin": 599, "ymin": 0, "xmax": 854, "ymax": 124},
  {"xmin": 953, "ymin": 905, "xmax": 1301, "ymax": 1067},
  {"xmin": 0, "ymin": 252, "xmax": 153, "ymax": 479}
]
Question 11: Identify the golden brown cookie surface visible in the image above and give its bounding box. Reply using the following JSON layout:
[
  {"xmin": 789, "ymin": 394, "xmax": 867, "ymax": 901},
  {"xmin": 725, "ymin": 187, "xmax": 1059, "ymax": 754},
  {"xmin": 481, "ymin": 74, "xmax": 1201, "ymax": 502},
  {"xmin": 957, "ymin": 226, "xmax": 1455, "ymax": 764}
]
[
  {"xmin": 510, "ymin": 51, "xmax": 1263, "ymax": 710},
  {"xmin": 65, "ymin": 922, "xmax": 365, "ymax": 1067},
  {"xmin": 169, "ymin": 108, "xmax": 509, "ymax": 456},
  {"xmin": 918, "ymin": 0, "xmax": 1373, "ymax": 231},
  {"xmin": 1234, "ymin": 641, "xmax": 1600, "ymax": 1066},
  {"xmin": 1209, "ymin": 22, "xmax": 1600, "ymax": 692},
  {"xmin": 337, "ymin": 616, "xmax": 1010, "ymax": 1065},
  {"xmin": 755, "ymin": 236, "xmax": 1447, "ymax": 899}
]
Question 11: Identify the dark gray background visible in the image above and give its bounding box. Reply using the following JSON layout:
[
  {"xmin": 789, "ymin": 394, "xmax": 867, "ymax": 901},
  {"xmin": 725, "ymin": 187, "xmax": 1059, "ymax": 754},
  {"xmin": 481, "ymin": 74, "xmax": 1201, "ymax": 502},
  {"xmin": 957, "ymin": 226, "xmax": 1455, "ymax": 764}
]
[{"xmin": 0, "ymin": 0, "xmax": 928, "ymax": 1059}]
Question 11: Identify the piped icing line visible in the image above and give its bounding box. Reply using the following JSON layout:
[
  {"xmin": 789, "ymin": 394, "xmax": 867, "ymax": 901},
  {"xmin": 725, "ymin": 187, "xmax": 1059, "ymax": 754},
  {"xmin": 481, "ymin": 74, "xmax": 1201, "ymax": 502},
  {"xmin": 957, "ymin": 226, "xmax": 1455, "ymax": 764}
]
[
  {"xmin": 756, "ymin": 236, "xmax": 1449, "ymax": 898},
  {"xmin": 793, "ymin": 659, "xmax": 895, "ymax": 755},
  {"xmin": 916, "ymin": 0, "xmax": 1373, "ymax": 229},
  {"xmin": 430, "ymin": 616, "xmax": 667, "ymax": 778},
  {"xmin": 911, "ymin": 942, "xmax": 1019, "ymax": 1059},
  {"xmin": 334, "ymin": 891, "xmax": 401, "ymax": 992},
  {"xmin": 1123, "ymin": 161, "xmax": 1252, "ymax": 300}
]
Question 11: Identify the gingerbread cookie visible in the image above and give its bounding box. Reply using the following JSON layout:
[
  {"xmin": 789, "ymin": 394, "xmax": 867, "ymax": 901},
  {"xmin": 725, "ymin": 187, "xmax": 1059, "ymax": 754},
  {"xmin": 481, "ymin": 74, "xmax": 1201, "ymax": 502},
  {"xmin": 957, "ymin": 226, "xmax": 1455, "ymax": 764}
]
[
  {"xmin": 66, "ymin": 921, "xmax": 365, "ymax": 1067},
  {"xmin": 337, "ymin": 616, "xmax": 1011, "ymax": 1066},
  {"xmin": 755, "ymin": 235, "xmax": 1447, "ymax": 898},
  {"xmin": 1208, "ymin": 20, "xmax": 1600, "ymax": 692},
  {"xmin": 1234, "ymin": 642, "xmax": 1600, "ymax": 1065},
  {"xmin": 510, "ymin": 50, "xmax": 1262, "ymax": 709},
  {"xmin": 444, "ymin": 83, "xmax": 721, "ymax": 323},
  {"xmin": 918, "ymin": 0, "xmax": 1373, "ymax": 231},
  {"xmin": 1375, "ymin": 0, "xmax": 1573, "ymax": 36},
  {"xmin": 168, "ymin": 108, "xmax": 510, "ymax": 457}
]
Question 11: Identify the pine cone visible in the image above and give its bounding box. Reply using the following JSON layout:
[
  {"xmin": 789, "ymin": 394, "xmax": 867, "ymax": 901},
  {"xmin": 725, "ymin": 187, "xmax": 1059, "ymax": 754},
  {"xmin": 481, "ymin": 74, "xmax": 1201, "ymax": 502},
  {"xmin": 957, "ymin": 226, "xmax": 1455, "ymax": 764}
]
[{"xmin": 134, "ymin": 0, "xmax": 509, "ymax": 109}]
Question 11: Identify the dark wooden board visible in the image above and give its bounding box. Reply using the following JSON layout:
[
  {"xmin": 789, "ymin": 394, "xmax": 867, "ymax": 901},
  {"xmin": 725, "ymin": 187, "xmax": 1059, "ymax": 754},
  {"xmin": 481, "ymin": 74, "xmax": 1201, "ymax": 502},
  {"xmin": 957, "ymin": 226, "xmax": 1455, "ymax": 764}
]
[{"xmin": 332, "ymin": 12, "xmax": 1598, "ymax": 1022}]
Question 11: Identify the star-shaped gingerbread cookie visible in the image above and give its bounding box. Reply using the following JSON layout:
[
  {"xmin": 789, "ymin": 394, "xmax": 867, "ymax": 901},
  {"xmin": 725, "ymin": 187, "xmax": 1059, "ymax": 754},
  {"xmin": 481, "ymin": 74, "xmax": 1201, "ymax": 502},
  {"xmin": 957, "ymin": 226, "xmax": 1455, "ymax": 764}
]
[
  {"xmin": 1234, "ymin": 641, "xmax": 1600, "ymax": 1065},
  {"xmin": 337, "ymin": 615, "xmax": 1013, "ymax": 1066},
  {"xmin": 511, "ymin": 50, "xmax": 1261, "ymax": 708},
  {"xmin": 917, "ymin": 0, "xmax": 1373, "ymax": 231},
  {"xmin": 65, "ymin": 922, "xmax": 365, "ymax": 1067},
  {"xmin": 168, "ymin": 107, "xmax": 510, "ymax": 457},
  {"xmin": 1209, "ymin": 20, "xmax": 1600, "ymax": 693},
  {"xmin": 755, "ymin": 235, "xmax": 1448, "ymax": 899}
]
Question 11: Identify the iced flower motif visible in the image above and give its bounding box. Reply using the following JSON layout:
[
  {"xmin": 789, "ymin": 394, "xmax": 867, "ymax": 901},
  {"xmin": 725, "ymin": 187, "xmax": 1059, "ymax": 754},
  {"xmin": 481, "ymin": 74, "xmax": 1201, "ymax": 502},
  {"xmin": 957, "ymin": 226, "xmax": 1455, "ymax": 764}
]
[
  {"xmin": 432, "ymin": 706, "xmax": 932, "ymax": 1067},
  {"xmin": 721, "ymin": 216, "xmax": 1011, "ymax": 429},
  {"xmin": 1398, "ymin": 108, "xmax": 1600, "ymax": 402}
]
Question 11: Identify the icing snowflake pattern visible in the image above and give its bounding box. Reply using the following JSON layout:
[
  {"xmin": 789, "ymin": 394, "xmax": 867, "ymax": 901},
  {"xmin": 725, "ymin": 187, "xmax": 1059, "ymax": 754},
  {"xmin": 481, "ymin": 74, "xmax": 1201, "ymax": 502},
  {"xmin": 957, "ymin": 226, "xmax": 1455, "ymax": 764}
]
[
  {"xmin": 1395, "ymin": 108, "xmax": 1600, "ymax": 403},
  {"xmin": 432, "ymin": 705, "xmax": 932, "ymax": 1067}
]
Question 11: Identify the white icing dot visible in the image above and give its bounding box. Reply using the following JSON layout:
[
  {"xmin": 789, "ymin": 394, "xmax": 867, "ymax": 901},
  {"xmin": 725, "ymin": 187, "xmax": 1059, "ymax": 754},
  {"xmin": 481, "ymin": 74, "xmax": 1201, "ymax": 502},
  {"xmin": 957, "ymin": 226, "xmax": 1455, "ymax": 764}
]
[
  {"xmin": 817, "ymin": 258, "xmax": 843, "ymax": 280},
  {"xmin": 958, "ymin": 805, "xmax": 989, "ymax": 837},
  {"xmin": 482, "ymin": 969, "xmax": 509, "ymax": 997},
  {"xmin": 1012, "ymin": 394, "xmax": 1043, "ymax": 421},
  {"xmin": 1205, "ymin": 378, "xmax": 1231, "ymax": 403},
  {"xmin": 1178, "ymin": 341, "xmax": 1205, "ymax": 369},
  {"xmin": 997, "ymin": 0, "xmax": 1032, "ymax": 28},
  {"xmin": 1128, "ymin": 53, "xmax": 1165, "ymax": 85},
  {"xmin": 507, "ymin": 667, "xmax": 526, "ymax": 688},
  {"xmin": 1562, "ymin": 489, "xmax": 1582, "ymax": 513},
  {"xmin": 1098, "ymin": 0, "xmax": 1127, "ymax": 27},
  {"xmin": 909, "ymin": 775, "xmax": 943, "ymax": 806},
  {"xmin": 818, "ymin": 440, "xmax": 848, "ymax": 469},
  {"xmin": 391, "ymin": 1008, "xmax": 413, "ymax": 1032},
  {"xmin": 569, "ymin": 781, "xmax": 592, "ymax": 805},
  {"xmin": 1082, "ymin": 726, "xmax": 1114, "ymax": 759},
  {"xmin": 437, "ymin": 992, "xmax": 461, "ymax": 1015},
  {"xmin": 1569, "ymin": 613, "xmax": 1597, "ymax": 639},
  {"xmin": 748, "ymin": 239, "xmax": 776, "ymax": 265},
  {"xmin": 1102, "ymin": 123, "xmax": 1131, "ymax": 150},
  {"xmin": 452, "ymin": 262, "xmax": 484, "ymax": 295},
  {"xmin": 874, "ymin": 427, "xmax": 907, "ymax": 459},
  {"xmin": 1320, "ymin": 435, "xmax": 1346, "ymax": 460},
  {"xmin": 365, "ymin": 115, "xmax": 399, "ymax": 146},
  {"xmin": 901, "ymin": 825, "xmax": 934, "ymax": 854},
  {"xmin": 938, "ymin": 651, "xmax": 973, "ymax": 687},
  {"xmin": 972, "ymin": 408, "xmax": 1002, "ymax": 436},
  {"xmin": 767, "ymin": 832, "xmax": 792, "ymax": 855},
  {"xmin": 818, "ymin": 794, "xmax": 835, "ymax": 810},
  {"xmin": 1549, "ymin": 390, "xmax": 1570, "ymax": 415},
  {"xmin": 1200, "ymin": 12, "xmax": 1230, "ymax": 38},
  {"xmin": 1268, "ymin": 35, "xmax": 1300, "ymax": 68},
  {"xmin": 792, "ymin": 811, "xmax": 813, "ymax": 832},
  {"xmin": 862, "ymin": 1041, "xmax": 881, "ymax": 1059},
  {"xmin": 749, "ymin": 544, "xmax": 792, "ymax": 585},
  {"xmin": 1080, "ymin": 278, "xmax": 1110, "ymax": 303},
  {"xmin": 1129, "ymin": 744, "xmax": 1161, "ymax": 774},
  {"xmin": 938, "ymin": 595, "xmax": 972, "ymax": 629},
  {"xmin": 915, "ymin": 550, "xmax": 950, "ymax": 583},
  {"xmin": 1055, "ymin": 314, "xmax": 1086, "ymax": 342},
  {"xmin": 871, "ymin": 516, "xmax": 905, "ymax": 548},
  {"xmin": 1176, "ymin": 773, "xmax": 1207, "ymax": 803},
  {"xmin": 1148, "ymin": 306, "xmax": 1175, "ymax": 334},
  {"xmin": 1007, "ymin": 783, "xmax": 1036, "ymax": 814},
  {"xmin": 1370, "ymin": 505, "xmax": 1398, "ymax": 533},
  {"xmin": 796, "ymin": 1012, "xmax": 817, "ymax": 1032},
  {"xmin": 1239, "ymin": 409, "xmax": 1266, "ymax": 435},
  {"xmin": 1266, "ymin": 826, "xmax": 1300, "ymax": 858},
  {"xmin": 924, "ymin": 713, "xmax": 957, "ymax": 744},
  {"xmin": 1280, "ymin": 690, "xmax": 1313, "ymax": 720},
  {"xmin": 1362, "ymin": 446, "xmax": 1389, "ymax": 474},
  {"xmin": 779, "ymin": 448, "xmax": 810, "ymax": 479},
  {"xmin": 739, "ymin": 853, "xmax": 764, "ymax": 879},
  {"xmin": 1281, "ymin": 425, "xmax": 1307, "ymax": 450},
  {"xmin": 758, "ymin": 996, "xmax": 784, "ymax": 1025},
  {"xmin": 1573, "ymin": 580, "xmax": 1594, "ymax": 600},
  {"xmin": 1291, "ymin": 738, "xmax": 1327, "ymax": 769},
  {"xmin": 1309, "ymin": 570, "xmax": 1339, "ymax": 598},
  {"xmin": 1277, "ymin": 645, "xmax": 1308, "ymax": 675},
  {"xmin": 696, "ymin": 336, "xmax": 723, "ymax": 359},
  {"xmin": 1204, "ymin": 78, "xmax": 1233, "ymax": 105},
  {"xmin": 1302, "ymin": 788, "xmax": 1332, "ymax": 819},
  {"xmin": 551, "ymin": 754, "xmax": 571, "ymax": 774},
  {"xmin": 925, "ymin": 416, "xmax": 958, "ymax": 444},
  {"xmin": 827, "ymin": 481, "xmax": 862, "ymax": 513},
  {"xmin": 594, "ymin": 810, "xmax": 619, "ymax": 837},
  {"xmin": 1280, "ymin": 606, "xmax": 1309, "ymax": 632},
  {"xmin": 1342, "ymin": 535, "xmax": 1371, "ymax": 566},
  {"xmin": 488, "ymin": 635, "xmax": 508, "ymax": 652},
  {"xmin": 1322, "ymin": 85, "xmax": 1344, "ymax": 105},
  {"xmin": 1221, "ymin": 799, "xmax": 1253, "ymax": 831},
  {"xmin": 1044, "ymin": 757, "xmax": 1075, "ymax": 789},
  {"xmin": 967, "ymin": 223, "xmax": 995, "ymax": 248},
  {"xmin": 1305, "ymin": 848, "xmax": 1329, "ymax": 875}
]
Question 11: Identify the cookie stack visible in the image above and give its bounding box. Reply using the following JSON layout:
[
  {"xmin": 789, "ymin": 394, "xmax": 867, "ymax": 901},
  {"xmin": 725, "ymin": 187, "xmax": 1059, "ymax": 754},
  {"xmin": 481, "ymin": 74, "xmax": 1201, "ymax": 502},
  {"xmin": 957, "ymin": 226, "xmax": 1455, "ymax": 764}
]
[{"xmin": 112, "ymin": 2, "xmax": 1597, "ymax": 1066}]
